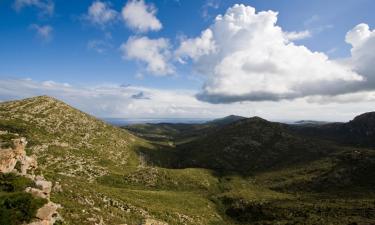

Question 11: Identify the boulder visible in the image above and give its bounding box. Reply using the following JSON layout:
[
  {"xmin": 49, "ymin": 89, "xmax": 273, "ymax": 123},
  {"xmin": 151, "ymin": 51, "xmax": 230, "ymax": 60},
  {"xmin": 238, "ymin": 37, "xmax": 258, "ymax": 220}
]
[
  {"xmin": 36, "ymin": 202, "xmax": 59, "ymax": 220},
  {"xmin": 25, "ymin": 187, "xmax": 49, "ymax": 199},
  {"xmin": 13, "ymin": 137, "xmax": 27, "ymax": 156},
  {"xmin": 35, "ymin": 179, "xmax": 52, "ymax": 195},
  {"xmin": 21, "ymin": 155, "xmax": 38, "ymax": 175}
]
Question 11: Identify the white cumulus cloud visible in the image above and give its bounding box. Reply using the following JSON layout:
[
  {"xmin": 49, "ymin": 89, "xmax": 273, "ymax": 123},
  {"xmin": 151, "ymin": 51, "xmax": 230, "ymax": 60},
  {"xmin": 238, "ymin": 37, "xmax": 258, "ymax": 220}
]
[
  {"xmin": 120, "ymin": 36, "xmax": 174, "ymax": 76},
  {"xmin": 122, "ymin": 0, "xmax": 162, "ymax": 32},
  {"xmin": 175, "ymin": 29, "xmax": 216, "ymax": 63},
  {"xmin": 345, "ymin": 23, "xmax": 375, "ymax": 90},
  {"xmin": 85, "ymin": 1, "xmax": 118, "ymax": 27},
  {"xmin": 176, "ymin": 4, "xmax": 365, "ymax": 103}
]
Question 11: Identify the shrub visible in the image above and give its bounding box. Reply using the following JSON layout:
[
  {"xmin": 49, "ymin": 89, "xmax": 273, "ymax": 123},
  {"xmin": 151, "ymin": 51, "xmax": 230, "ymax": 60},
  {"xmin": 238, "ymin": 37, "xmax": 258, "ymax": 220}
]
[
  {"xmin": 0, "ymin": 173, "xmax": 35, "ymax": 192},
  {"xmin": 0, "ymin": 133, "xmax": 18, "ymax": 149},
  {"xmin": 0, "ymin": 192, "xmax": 47, "ymax": 225}
]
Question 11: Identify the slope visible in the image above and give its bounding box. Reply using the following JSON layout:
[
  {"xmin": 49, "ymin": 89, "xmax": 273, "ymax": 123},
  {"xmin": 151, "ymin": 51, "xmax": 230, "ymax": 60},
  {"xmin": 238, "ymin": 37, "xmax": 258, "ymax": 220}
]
[
  {"xmin": 176, "ymin": 117, "xmax": 337, "ymax": 174},
  {"xmin": 0, "ymin": 96, "xmax": 226, "ymax": 225},
  {"xmin": 289, "ymin": 111, "xmax": 375, "ymax": 148},
  {"xmin": 2, "ymin": 96, "xmax": 375, "ymax": 225},
  {"xmin": 129, "ymin": 114, "xmax": 375, "ymax": 224},
  {"xmin": 124, "ymin": 115, "xmax": 246, "ymax": 144}
]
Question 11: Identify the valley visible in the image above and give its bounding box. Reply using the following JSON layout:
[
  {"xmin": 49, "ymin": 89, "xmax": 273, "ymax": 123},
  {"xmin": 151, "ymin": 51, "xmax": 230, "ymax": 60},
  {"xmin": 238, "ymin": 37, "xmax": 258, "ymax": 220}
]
[
  {"xmin": 3, "ymin": 1, "xmax": 375, "ymax": 224},
  {"xmin": 0, "ymin": 96, "xmax": 375, "ymax": 225}
]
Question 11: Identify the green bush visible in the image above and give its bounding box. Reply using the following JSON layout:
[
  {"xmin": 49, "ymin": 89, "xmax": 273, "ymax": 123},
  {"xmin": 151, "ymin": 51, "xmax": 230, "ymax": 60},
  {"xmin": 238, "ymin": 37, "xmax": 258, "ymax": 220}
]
[
  {"xmin": 0, "ymin": 133, "xmax": 17, "ymax": 149},
  {"xmin": 0, "ymin": 173, "xmax": 35, "ymax": 192},
  {"xmin": 0, "ymin": 121, "xmax": 26, "ymax": 137},
  {"xmin": 0, "ymin": 173, "xmax": 45, "ymax": 225},
  {"xmin": 0, "ymin": 192, "xmax": 47, "ymax": 225}
]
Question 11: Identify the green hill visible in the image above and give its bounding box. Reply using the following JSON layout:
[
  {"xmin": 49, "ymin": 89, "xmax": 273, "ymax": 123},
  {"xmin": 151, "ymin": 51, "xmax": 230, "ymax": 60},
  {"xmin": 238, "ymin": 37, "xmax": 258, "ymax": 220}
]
[
  {"xmin": 0, "ymin": 96, "xmax": 225, "ymax": 225},
  {"xmin": 289, "ymin": 111, "xmax": 375, "ymax": 148},
  {"xmin": 175, "ymin": 117, "xmax": 337, "ymax": 174},
  {"xmin": 124, "ymin": 114, "xmax": 246, "ymax": 144},
  {"xmin": 207, "ymin": 115, "xmax": 246, "ymax": 126},
  {"xmin": 1, "ymin": 96, "xmax": 375, "ymax": 225},
  {"xmin": 128, "ymin": 114, "xmax": 375, "ymax": 224}
]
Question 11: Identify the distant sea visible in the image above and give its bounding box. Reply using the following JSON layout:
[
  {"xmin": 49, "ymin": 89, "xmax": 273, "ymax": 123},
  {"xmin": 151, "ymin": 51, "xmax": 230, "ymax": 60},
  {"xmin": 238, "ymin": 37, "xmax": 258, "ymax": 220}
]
[{"xmin": 101, "ymin": 118, "xmax": 212, "ymax": 126}]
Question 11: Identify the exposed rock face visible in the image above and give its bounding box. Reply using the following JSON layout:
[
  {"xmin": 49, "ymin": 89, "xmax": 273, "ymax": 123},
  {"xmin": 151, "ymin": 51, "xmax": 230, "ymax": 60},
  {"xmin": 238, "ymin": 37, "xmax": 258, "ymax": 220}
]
[
  {"xmin": 25, "ymin": 187, "xmax": 49, "ymax": 199},
  {"xmin": 0, "ymin": 137, "xmax": 27, "ymax": 173},
  {"xmin": 0, "ymin": 135, "xmax": 62, "ymax": 225},
  {"xmin": 21, "ymin": 154, "xmax": 38, "ymax": 175},
  {"xmin": 36, "ymin": 202, "xmax": 60, "ymax": 221},
  {"xmin": 0, "ymin": 148, "xmax": 18, "ymax": 173},
  {"xmin": 27, "ymin": 196, "xmax": 61, "ymax": 225},
  {"xmin": 35, "ymin": 176, "xmax": 53, "ymax": 196}
]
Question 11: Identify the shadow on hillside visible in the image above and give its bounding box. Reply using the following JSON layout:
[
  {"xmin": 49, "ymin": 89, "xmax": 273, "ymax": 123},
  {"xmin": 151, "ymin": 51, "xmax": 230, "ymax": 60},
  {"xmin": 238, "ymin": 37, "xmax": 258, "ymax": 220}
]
[{"xmin": 134, "ymin": 142, "xmax": 180, "ymax": 168}]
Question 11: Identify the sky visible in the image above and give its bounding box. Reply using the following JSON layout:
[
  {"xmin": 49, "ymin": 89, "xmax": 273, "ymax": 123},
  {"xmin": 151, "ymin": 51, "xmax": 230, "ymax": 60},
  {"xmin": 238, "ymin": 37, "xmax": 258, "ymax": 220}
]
[{"xmin": 0, "ymin": 0, "xmax": 375, "ymax": 121}]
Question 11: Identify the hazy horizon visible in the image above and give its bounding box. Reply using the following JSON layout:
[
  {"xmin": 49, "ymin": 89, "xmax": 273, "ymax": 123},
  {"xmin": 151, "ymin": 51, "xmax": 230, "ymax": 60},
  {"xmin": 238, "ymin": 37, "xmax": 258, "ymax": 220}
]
[{"xmin": 1, "ymin": 0, "xmax": 375, "ymax": 122}]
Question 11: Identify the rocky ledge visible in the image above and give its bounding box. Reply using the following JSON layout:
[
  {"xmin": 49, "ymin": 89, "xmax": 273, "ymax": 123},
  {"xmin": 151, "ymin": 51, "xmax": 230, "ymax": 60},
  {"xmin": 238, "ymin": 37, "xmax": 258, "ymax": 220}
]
[{"xmin": 0, "ymin": 135, "xmax": 62, "ymax": 225}]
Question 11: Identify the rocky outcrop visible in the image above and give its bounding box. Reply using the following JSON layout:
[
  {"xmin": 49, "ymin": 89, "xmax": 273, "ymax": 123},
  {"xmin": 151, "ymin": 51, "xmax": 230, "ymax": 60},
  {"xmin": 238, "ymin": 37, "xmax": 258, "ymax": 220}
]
[
  {"xmin": 21, "ymin": 154, "xmax": 38, "ymax": 175},
  {"xmin": 25, "ymin": 175, "xmax": 53, "ymax": 200},
  {"xmin": 0, "ymin": 137, "xmax": 28, "ymax": 173},
  {"xmin": 0, "ymin": 135, "xmax": 62, "ymax": 225},
  {"xmin": 35, "ymin": 202, "xmax": 61, "ymax": 222},
  {"xmin": 0, "ymin": 137, "xmax": 38, "ymax": 176},
  {"xmin": 35, "ymin": 175, "xmax": 53, "ymax": 195},
  {"xmin": 25, "ymin": 187, "xmax": 50, "ymax": 199}
]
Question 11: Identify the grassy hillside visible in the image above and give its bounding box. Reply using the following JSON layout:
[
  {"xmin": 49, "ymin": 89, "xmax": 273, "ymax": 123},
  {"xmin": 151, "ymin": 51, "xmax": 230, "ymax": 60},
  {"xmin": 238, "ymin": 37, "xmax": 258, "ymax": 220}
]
[
  {"xmin": 1, "ymin": 96, "xmax": 374, "ymax": 225},
  {"xmin": 127, "ymin": 115, "xmax": 375, "ymax": 224},
  {"xmin": 0, "ymin": 96, "xmax": 226, "ymax": 225}
]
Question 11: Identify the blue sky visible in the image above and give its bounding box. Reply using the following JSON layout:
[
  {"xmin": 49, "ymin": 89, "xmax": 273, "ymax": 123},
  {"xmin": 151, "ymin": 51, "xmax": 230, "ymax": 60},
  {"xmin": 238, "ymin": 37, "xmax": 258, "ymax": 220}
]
[{"xmin": 0, "ymin": 0, "xmax": 375, "ymax": 121}]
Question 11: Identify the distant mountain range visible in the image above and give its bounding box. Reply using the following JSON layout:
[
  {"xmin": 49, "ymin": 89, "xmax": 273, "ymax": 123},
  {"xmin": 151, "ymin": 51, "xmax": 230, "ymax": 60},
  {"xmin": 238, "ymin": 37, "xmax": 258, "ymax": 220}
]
[
  {"xmin": 103, "ymin": 117, "xmax": 212, "ymax": 126},
  {"xmin": 290, "ymin": 111, "xmax": 375, "ymax": 148},
  {"xmin": 1, "ymin": 96, "xmax": 375, "ymax": 225}
]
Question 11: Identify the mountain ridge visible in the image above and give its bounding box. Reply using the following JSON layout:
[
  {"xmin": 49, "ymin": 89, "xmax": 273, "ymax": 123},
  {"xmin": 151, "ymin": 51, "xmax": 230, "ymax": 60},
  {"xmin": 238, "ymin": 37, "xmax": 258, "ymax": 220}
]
[
  {"xmin": 174, "ymin": 116, "xmax": 338, "ymax": 174},
  {"xmin": 1, "ymin": 96, "xmax": 375, "ymax": 225},
  {"xmin": 289, "ymin": 111, "xmax": 375, "ymax": 148}
]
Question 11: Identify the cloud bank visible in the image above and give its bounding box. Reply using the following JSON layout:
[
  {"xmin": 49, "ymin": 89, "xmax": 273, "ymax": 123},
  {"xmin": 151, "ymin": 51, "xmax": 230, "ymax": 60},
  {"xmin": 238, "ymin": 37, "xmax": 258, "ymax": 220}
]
[{"xmin": 1, "ymin": 78, "xmax": 375, "ymax": 122}]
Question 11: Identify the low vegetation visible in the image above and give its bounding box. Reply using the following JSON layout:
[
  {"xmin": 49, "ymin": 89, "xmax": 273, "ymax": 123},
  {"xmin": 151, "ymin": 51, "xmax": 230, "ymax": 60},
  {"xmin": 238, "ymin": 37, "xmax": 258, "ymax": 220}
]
[
  {"xmin": 0, "ymin": 173, "xmax": 47, "ymax": 225},
  {"xmin": 1, "ymin": 96, "xmax": 374, "ymax": 224}
]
